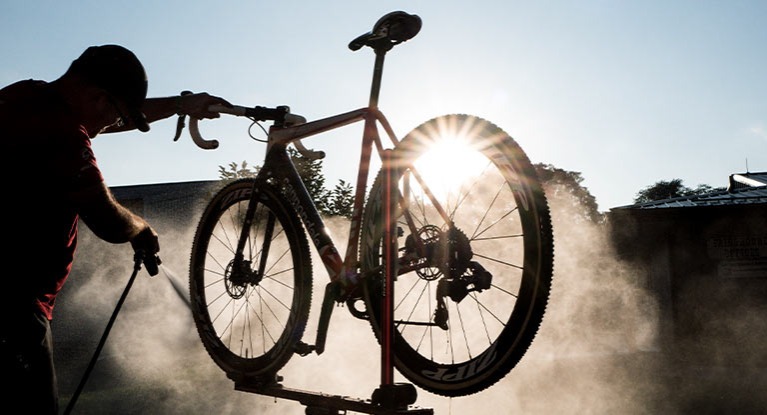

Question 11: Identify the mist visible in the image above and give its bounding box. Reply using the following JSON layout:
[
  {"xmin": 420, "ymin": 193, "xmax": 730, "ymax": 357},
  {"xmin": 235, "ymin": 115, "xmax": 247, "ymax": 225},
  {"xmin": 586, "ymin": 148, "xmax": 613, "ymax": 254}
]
[{"xmin": 53, "ymin": 184, "xmax": 765, "ymax": 414}]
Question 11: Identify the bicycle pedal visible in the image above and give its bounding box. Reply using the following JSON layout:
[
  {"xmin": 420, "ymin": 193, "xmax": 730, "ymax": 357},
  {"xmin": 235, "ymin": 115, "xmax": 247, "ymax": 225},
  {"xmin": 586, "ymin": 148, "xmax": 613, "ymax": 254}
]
[{"xmin": 294, "ymin": 341, "xmax": 316, "ymax": 356}]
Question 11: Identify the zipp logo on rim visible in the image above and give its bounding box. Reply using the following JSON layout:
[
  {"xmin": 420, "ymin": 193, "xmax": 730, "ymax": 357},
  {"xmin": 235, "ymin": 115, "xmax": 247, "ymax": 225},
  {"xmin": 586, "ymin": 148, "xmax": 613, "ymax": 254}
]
[
  {"xmin": 421, "ymin": 341, "xmax": 498, "ymax": 382},
  {"xmin": 221, "ymin": 187, "xmax": 251, "ymax": 207}
]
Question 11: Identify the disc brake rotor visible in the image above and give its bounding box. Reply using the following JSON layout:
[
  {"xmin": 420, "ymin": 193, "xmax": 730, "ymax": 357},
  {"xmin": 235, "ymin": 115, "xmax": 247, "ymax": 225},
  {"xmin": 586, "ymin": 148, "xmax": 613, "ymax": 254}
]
[{"xmin": 224, "ymin": 257, "xmax": 263, "ymax": 299}]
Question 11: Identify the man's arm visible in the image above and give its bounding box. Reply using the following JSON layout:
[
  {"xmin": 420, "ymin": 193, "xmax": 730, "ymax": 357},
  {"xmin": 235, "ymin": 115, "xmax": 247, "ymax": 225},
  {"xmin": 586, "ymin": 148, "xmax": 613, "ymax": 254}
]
[
  {"xmin": 103, "ymin": 92, "xmax": 231, "ymax": 133},
  {"xmin": 73, "ymin": 182, "xmax": 159, "ymax": 254}
]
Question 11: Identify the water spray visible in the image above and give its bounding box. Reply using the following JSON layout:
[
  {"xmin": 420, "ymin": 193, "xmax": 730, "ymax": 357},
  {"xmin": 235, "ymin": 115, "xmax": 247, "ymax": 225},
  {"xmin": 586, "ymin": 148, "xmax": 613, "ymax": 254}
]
[
  {"xmin": 160, "ymin": 264, "xmax": 191, "ymax": 309},
  {"xmin": 62, "ymin": 251, "xmax": 160, "ymax": 415}
]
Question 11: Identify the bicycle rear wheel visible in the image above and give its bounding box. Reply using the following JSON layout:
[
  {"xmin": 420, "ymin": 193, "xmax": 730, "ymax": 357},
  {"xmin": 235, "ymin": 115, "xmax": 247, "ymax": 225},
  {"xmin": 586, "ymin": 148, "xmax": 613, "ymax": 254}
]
[
  {"xmin": 360, "ymin": 114, "xmax": 553, "ymax": 396},
  {"xmin": 189, "ymin": 179, "xmax": 312, "ymax": 380}
]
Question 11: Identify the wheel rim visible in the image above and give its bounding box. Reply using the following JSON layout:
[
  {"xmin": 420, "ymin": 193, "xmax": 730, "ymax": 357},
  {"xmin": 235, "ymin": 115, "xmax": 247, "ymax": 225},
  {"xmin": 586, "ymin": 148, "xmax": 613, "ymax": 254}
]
[
  {"xmin": 191, "ymin": 182, "xmax": 310, "ymax": 375},
  {"xmin": 362, "ymin": 115, "xmax": 552, "ymax": 395}
]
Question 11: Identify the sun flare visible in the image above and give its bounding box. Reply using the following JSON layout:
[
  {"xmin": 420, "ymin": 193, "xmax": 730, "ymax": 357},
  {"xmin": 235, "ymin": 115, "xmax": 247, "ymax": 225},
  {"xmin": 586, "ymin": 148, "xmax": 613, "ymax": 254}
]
[{"xmin": 412, "ymin": 135, "xmax": 489, "ymax": 200}]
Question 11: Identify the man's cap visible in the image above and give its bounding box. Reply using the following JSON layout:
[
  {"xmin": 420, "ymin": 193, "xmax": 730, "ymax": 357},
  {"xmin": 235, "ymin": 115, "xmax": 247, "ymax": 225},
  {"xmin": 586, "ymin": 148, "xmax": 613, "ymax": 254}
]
[{"xmin": 70, "ymin": 45, "xmax": 150, "ymax": 132}]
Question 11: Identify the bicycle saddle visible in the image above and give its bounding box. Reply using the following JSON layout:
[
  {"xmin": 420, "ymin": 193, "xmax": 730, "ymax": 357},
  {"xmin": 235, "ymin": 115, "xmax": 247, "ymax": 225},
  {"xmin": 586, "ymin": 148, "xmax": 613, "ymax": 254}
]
[{"xmin": 349, "ymin": 11, "xmax": 422, "ymax": 52}]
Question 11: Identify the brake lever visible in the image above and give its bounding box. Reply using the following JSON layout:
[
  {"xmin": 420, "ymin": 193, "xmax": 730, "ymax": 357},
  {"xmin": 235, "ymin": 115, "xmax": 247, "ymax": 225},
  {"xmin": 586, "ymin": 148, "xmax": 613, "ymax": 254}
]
[
  {"xmin": 173, "ymin": 114, "xmax": 186, "ymax": 141},
  {"xmin": 172, "ymin": 90, "xmax": 193, "ymax": 142}
]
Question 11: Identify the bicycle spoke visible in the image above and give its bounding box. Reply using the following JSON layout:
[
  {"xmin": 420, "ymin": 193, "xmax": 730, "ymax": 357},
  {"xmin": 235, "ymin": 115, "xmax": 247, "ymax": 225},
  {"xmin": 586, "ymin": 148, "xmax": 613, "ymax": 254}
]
[
  {"xmin": 473, "ymin": 252, "xmax": 524, "ymax": 270},
  {"xmin": 471, "ymin": 291, "xmax": 493, "ymax": 344},
  {"xmin": 239, "ymin": 299, "xmax": 250, "ymax": 357},
  {"xmin": 257, "ymin": 290, "xmax": 266, "ymax": 355},
  {"xmin": 252, "ymin": 288, "xmax": 283, "ymax": 342},
  {"xmin": 396, "ymin": 280, "xmax": 430, "ymax": 337},
  {"xmin": 395, "ymin": 275, "xmax": 426, "ymax": 313},
  {"xmin": 219, "ymin": 205, "xmax": 239, "ymax": 252},
  {"xmin": 472, "ymin": 233, "xmax": 524, "ymax": 242},
  {"xmin": 447, "ymin": 304, "xmax": 455, "ymax": 364},
  {"xmin": 209, "ymin": 231, "xmax": 236, "ymax": 257},
  {"xmin": 219, "ymin": 294, "xmax": 249, "ymax": 346},
  {"xmin": 206, "ymin": 284, "xmax": 234, "ymax": 310},
  {"xmin": 490, "ymin": 283, "xmax": 520, "ymax": 299},
  {"xmin": 262, "ymin": 268, "xmax": 296, "ymax": 290},
  {"xmin": 455, "ymin": 301, "xmax": 473, "ymax": 360},
  {"xmin": 447, "ymin": 160, "xmax": 495, "ymax": 220},
  {"xmin": 469, "ymin": 294, "xmax": 507, "ymax": 327},
  {"xmin": 414, "ymin": 321, "xmax": 431, "ymax": 358},
  {"xmin": 259, "ymin": 245, "xmax": 292, "ymax": 277},
  {"xmin": 472, "ymin": 197, "xmax": 517, "ymax": 240},
  {"xmin": 202, "ymin": 269, "xmax": 226, "ymax": 288},
  {"xmin": 256, "ymin": 282, "xmax": 293, "ymax": 313}
]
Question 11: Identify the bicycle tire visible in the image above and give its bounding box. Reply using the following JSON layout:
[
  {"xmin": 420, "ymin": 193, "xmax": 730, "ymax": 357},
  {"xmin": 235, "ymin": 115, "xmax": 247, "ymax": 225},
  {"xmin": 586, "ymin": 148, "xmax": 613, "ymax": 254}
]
[
  {"xmin": 360, "ymin": 114, "xmax": 554, "ymax": 396},
  {"xmin": 189, "ymin": 178, "xmax": 312, "ymax": 380}
]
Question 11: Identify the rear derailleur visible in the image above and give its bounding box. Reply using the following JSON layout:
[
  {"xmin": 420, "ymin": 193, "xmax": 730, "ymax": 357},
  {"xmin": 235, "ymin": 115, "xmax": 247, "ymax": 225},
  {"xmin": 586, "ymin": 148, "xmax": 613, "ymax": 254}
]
[{"xmin": 433, "ymin": 261, "xmax": 493, "ymax": 330}]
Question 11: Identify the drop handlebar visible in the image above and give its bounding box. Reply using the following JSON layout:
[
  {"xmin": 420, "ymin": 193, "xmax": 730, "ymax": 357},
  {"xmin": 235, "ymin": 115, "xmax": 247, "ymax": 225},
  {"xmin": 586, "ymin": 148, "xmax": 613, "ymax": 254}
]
[{"xmin": 187, "ymin": 104, "xmax": 311, "ymax": 153}]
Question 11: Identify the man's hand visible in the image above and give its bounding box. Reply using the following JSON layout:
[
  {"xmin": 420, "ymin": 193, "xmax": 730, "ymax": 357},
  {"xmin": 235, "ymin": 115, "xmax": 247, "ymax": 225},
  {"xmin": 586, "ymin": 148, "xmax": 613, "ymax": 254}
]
[
  {"xmin": 131, "ymin": 226, "xmax": 161, "ymax": 276},
  {"xmin": 177, "ymin": 92, "xmax": 232, "ymax": 119}
]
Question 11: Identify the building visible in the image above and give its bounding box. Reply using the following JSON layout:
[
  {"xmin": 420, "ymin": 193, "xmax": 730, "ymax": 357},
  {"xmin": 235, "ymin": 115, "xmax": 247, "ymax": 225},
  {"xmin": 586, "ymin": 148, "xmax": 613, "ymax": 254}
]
[
  {"xmin": 608, "ymin": 172, "xmax": 767, "ymax": 366},
  {"xmin": 110, "ymin": 180, "xmax": 221, "ymax": 234}
]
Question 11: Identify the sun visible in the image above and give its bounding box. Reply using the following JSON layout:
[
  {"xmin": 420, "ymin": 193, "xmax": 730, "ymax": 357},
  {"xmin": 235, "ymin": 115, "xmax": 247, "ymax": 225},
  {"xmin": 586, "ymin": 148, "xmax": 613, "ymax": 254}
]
[{"xmin": 411, "ymin": 134, "xmax": 489, "ymax": 200}]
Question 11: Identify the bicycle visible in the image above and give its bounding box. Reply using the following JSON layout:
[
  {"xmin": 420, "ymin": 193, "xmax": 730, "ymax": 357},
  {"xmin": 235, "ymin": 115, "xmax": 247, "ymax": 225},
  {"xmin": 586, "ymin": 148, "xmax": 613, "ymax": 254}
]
[{"xmin": 185, "ymin": 11, "xmax": 554, "ymax": 398}]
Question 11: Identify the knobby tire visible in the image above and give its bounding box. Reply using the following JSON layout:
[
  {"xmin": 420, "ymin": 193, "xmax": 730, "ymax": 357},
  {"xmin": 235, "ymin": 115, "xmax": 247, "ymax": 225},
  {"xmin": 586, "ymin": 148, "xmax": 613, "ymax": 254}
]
[
  {"xmin": 189, "ymin": 179, "xmax": 312, "ymax": 380},
  {"xmin": 360, "ymin": 114, "xmax": 554, "ymax": 397}
]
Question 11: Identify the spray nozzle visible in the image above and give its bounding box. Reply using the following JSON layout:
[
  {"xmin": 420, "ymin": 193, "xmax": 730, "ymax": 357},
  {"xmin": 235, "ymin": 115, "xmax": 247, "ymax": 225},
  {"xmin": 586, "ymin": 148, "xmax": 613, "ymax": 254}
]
[{"xmin": 134, "ymin": 250, "xmax": 162, "ymax": 277}]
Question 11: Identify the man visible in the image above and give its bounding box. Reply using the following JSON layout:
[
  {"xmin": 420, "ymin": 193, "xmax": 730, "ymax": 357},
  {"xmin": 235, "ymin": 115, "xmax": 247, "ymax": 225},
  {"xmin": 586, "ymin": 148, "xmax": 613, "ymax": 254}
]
[{"xmin": 0, "ymin": 44, "xmax": 230, "ymax": 413}]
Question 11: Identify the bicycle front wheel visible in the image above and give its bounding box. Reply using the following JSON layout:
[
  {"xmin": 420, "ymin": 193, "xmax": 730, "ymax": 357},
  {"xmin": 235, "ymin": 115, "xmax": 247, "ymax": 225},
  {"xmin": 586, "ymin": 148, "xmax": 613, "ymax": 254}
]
[
  {"xmin": 189, "ymin": 179, "xmax": 312, "ymax": 380},
  {"xmin": 360, "ymin": 114, "xmax": 554, "ymax": 396}
]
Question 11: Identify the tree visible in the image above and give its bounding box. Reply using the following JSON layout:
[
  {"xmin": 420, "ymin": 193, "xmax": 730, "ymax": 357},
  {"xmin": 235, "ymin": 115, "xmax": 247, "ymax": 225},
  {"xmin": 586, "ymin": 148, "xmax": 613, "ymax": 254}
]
[
  {"xmin": 325, "ymin": 179, "xmax": 355, "ymax": 219},
  {"xmin": 633, "ymin": 179, "xmax": 726, "ymax": 204},
  {"xmin": 218, "ymin": 148, "xmax": 355, "ymax": 218},
  {"xmin": 288, "ymin": 147, "xmax": 329, "ymax": 214},
  {"xmin": 218, "ymin": 160, "xmax": 258, "ymax": 181},
  {"xmin": 534, "ymin": 163, "xmax": 603, "ymax": 223}
]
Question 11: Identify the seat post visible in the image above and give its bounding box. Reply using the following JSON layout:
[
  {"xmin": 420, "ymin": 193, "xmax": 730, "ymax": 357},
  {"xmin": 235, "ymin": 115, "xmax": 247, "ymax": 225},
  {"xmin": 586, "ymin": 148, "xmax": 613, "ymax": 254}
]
[{"xmin": 368, "ymin": 49, "xmax": 387, "ymax": 109}]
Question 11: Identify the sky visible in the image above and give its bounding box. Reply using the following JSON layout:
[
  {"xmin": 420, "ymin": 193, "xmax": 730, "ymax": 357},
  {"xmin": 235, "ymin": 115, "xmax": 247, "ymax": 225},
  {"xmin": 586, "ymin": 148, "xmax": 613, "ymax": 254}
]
[{"xmin": 2, "ymin": 1, "xmax": 766, "ymax": 212}]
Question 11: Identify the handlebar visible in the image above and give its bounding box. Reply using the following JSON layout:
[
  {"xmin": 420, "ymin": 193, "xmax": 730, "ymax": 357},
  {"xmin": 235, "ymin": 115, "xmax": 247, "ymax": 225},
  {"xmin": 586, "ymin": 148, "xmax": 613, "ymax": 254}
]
[{"xmin": 185, "ymin": 104, "xmax": 323, "ymax": 159}]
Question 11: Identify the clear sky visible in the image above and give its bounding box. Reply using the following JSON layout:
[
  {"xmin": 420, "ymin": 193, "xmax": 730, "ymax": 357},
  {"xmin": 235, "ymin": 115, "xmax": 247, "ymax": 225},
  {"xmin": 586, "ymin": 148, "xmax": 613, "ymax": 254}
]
[{"xmin": 2, "ymin": 1, "xmax": 765, "ymax": 211}]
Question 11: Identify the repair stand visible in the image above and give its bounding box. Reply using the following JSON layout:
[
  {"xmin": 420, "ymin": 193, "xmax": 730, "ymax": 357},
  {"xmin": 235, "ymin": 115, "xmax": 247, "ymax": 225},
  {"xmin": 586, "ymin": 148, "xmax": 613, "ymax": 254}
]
[
  {"xmin": 234, "ymin": 150, "xmax": 432, "ymax": 414},
  {"xmin": 235, "ymin": 381, "xmax": 433, "ymax": 415}
]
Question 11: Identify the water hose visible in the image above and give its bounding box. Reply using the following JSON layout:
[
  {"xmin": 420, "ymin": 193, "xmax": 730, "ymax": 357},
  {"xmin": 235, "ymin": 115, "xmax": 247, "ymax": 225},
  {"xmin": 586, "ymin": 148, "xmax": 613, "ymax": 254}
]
[{"xmin": 62, "ymin": 252, "xmax": 155, "ymax": 415}]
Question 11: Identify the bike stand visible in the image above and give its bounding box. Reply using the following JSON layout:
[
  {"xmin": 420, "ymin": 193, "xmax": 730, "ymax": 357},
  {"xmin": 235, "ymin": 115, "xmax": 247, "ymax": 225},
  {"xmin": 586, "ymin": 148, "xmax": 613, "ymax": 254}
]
[
  {"xmin": 235, "ymin": 381, "xmax": 433, "ymax": 415},
  {"xmin": 232, "ymin": 150, "xmax": 433, "ymax": 415}
]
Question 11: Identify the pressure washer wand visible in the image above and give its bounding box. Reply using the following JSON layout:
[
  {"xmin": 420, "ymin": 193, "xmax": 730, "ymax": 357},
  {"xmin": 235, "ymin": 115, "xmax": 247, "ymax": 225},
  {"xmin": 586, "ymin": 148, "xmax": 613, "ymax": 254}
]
[{"xmin": 63, "ymin": 251, "xmax": 157, "ymax": 415}]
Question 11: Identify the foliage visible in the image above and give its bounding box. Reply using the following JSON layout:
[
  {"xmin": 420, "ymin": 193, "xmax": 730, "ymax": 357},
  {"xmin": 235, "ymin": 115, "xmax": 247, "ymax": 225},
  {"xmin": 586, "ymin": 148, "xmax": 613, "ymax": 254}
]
[
  {"xmin": 326, "ymin": 180, "xmax": 355, "ymax": 219},
  {"xmin": 289, "ymin": 147, "xmax": 329, "ymax": 214},
  {"xmin": 633, "ymin": 179, "xmax": 726, "ymax": 204},
  {"xmin": 218, "ymin": 161, "xmax": 258, "ymax": 181},
  {"xmin": 534, "ymin": 163, "xmax": 603, "ymax": 223},
  {"xmin": 218, "ymin": 148, "xmax": 355, "ymax": 218}
]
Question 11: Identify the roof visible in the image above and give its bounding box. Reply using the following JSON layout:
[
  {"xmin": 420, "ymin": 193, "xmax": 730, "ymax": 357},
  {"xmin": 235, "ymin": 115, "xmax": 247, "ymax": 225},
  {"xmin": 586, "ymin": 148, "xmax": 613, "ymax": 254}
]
[
  {"xmin": 109, "ymin": 180, "xmax": 222, "ymax": 228},
  {"xmin": 110, "ymin": 179, "xmax": 220, "ymax": 201},
  {"xmin": 728, "ymin": 171, "xmax": 767, "ymax": 190},
  {"xmin": 613, "ymin": 172, "xmax": 767, "ymax": 210}
]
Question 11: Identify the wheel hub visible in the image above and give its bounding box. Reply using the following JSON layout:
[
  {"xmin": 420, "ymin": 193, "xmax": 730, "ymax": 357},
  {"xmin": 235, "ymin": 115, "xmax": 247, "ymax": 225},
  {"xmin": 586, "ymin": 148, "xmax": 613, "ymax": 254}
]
[{"xmin": 224, "ymin": 256, "xmax": 263, "ymax": 299}]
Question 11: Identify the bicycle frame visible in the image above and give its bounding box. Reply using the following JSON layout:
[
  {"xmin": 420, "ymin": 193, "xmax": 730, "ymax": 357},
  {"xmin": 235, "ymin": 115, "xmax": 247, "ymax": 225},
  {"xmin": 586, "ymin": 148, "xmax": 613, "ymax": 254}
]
[
  {"xmin": 227, "ymin": 43, "xmax": 453, "ymax": 360},
  {"xmin": 239, "ymin": 45, "xmax": 424, "ymax": 298},
  {"xmin": 250, "ymin": 106, "xmax": 398, "ymax": 290}
]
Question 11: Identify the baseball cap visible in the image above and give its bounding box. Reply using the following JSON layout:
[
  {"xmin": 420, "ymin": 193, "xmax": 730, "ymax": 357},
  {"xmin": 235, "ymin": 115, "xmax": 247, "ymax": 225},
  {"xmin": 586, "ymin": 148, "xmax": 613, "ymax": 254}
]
[{"xmin": 70, "ymin": 45, "xmax": 150, "ymax": 132}]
